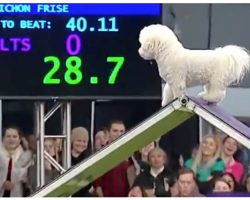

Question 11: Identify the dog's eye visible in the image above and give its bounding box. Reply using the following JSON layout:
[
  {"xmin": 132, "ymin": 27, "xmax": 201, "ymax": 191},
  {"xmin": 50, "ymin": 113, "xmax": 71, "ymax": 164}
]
[
  {"xmin": 145, "ymin": 42, "xmax": 154, "ymax": 51},
  {"xmin": 143, "ymin": 43, "xmax": 151, "ymax": 50}
]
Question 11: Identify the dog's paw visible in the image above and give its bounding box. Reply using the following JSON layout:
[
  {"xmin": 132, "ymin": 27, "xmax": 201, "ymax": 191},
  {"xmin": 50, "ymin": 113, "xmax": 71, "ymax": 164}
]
[
  {"xmin": 161, "ymin": 100, "xmax": 168, "ymax": 107},
  {"xmin": 162, "ymin": 95, "xmax": 174, "ymax": 107},
  {"xmin": 201, "ymin": 93, "xmax": 224, "ymax": 103},
  {"xmin": 198, "ymin": 91, "xmax": 206, "ymax": 98},
  {"xmin": 161, "ymin": 96, "xmax": 174, "ymax": 107}
]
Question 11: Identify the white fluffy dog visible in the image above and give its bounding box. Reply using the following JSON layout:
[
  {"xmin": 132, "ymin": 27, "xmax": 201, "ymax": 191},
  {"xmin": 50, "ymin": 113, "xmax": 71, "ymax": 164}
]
[{"xmin": 138, "ymin": 24, "xmax": 250, "ymax": 106}]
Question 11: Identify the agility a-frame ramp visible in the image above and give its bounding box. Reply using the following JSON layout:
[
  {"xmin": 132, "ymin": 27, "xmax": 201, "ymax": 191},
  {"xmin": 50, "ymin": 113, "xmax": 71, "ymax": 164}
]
[{"xmin": 31, "ymin": 96, "xmax": 250, "ymax": 197}]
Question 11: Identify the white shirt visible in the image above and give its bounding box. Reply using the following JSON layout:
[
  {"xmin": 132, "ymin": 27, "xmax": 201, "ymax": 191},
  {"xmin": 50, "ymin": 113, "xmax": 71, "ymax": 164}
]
[{"xmin": 150, "ymin": 166, "xmax": 165, "ymax": 178}]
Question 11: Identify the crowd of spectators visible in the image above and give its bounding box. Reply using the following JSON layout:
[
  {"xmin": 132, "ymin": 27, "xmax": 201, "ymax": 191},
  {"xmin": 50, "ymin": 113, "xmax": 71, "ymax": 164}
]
[{"xmin": 0, "ymin": 120, "xmax": 250, "ymax": 197}]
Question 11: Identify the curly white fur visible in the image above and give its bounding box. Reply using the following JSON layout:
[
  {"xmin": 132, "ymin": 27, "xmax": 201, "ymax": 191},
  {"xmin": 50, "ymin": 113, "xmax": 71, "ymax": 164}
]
[{"xmin": 138, "ymin": 24, "xmax": 250, "ymax": 106}]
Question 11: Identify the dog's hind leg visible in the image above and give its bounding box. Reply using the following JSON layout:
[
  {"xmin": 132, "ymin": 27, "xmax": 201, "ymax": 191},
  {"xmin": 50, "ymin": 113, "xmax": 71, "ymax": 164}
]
[
  {"xmin": 198, "ymin": 84, "xmax": 209, "ymax": 98},
  {"xmin": 161, "ymin": 83, "xmax": 173, "ymax": 107},
  {"xmin": 200, "ymin": 82, "xmax": 226, "ymax": 103}
]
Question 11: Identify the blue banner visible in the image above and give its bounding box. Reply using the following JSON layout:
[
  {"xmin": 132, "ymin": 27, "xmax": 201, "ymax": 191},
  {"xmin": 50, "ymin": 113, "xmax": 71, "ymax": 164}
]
[{"xmin": 0, "ymin": 3, "xmax": 161, "ymax": 15}]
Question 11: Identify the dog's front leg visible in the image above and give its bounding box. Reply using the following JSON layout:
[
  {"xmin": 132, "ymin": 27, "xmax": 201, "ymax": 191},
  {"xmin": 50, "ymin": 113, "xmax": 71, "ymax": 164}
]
[
  {"xmin": 161, "ymin": 83, "xmax": 173, "ymax": 107},
  {"xmin": 171, "ymin": 81, "xmax": 186, "ymax": 99}
]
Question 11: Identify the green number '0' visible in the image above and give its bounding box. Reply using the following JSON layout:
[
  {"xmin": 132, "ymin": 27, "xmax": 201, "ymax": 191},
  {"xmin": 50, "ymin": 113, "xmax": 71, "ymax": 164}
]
[
  {"xmin": 43, "ymin": 56, "xmax": 61, "ymax": 84},
  {"xmin": 64, "ymin": 56, "xmax": 83, "ymax": 85}
]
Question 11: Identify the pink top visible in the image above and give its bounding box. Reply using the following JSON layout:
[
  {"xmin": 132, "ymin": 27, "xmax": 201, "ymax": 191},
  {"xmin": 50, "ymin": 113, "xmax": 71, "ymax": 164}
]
[{"xmin": 225, "ymin": 158, "xmax": 244, "ymax": 183}]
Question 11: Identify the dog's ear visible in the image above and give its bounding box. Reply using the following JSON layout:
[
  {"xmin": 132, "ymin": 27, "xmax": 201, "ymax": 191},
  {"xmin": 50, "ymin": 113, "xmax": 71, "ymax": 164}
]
[
  {"xmin": 158, "ymin": 42, "xmax": 166, "ymax": 53},
  {"xmin": 146, "ymin": 38, "xmax": 164, "ymax": 53}
]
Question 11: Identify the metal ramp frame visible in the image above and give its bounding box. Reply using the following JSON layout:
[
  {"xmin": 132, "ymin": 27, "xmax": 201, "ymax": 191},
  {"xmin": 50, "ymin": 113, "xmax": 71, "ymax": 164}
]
[
  {"xmin": 185, "ymin": 96, "xmax": 250, "ymax": 148},
  {"xmin": 31, "ymin": 96, "xmax": 250, "ymax": 197}
]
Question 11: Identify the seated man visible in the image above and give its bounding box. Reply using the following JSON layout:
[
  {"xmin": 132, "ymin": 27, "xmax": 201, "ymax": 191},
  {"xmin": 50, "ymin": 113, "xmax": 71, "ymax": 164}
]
[
  {"xmin": 94, "ymin": 120, "xmax": 130, "ymax": 197},
  {"xmin": 177, "ymin": 168, "xmax": 204, "ymax": 197}
]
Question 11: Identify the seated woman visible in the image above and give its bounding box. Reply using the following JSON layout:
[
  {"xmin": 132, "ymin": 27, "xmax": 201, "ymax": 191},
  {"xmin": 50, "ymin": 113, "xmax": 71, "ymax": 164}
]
[
  {"xmin": 94, "ymin": 129, "xmax": 109, "ymax": 152},
  {"xmin": 213, "ymin": 178, "xmax": 231, "ymax": 193},
  {"xmin": 71, "ymin": 127, "xmax": 92, "ymax": 197},
  {"xmin": 209, "ymin": 177, "xmax": 249, "ymax": 197},
  {"xmin": 244, "ymin": 173, "xmax": 250, "ymax": 192},
  {"xmin": 27, "ymin": 137, "xmax": 60, "ymax": 195},
  {"xmin": 185, "ymin": 134, "xmax": 224, "ymax": 195},
  {"xmin": 0, "ymin": 126, "xmax": 32, "ymax": 197},
  {"xmin": 222, "ymin": 172, "xmax": 244, "ymax": 192},
  {"xmin": 133, "ymin": 147, "xmax": 175, "ymax": 197},
  {"xmin": 127, "ymin": 142, "xmax": 155, "ymax": 188},
  {"xmin": 221, "ymin": 136, "xmax": 244, "ymax": 183}
]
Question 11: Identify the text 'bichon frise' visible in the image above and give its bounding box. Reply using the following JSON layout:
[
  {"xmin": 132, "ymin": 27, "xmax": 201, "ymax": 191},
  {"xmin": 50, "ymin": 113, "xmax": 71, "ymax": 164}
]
[{"xmin": 138, "ymin": 24, "xmax": 250, "ymax": 106}]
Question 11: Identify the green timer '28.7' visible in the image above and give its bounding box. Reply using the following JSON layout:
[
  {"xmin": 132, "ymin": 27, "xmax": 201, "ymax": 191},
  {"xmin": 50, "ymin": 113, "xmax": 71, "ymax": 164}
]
[{"xmin": 43, "ymin": 56, "xmax": 125, "ymax": 85}]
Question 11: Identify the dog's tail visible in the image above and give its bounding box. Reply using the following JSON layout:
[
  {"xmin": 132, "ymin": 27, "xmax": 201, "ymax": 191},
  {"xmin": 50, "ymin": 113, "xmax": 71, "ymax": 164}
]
[{"xmin": 218, "ymin": 45, "xmax": 250, "ymax": 83}]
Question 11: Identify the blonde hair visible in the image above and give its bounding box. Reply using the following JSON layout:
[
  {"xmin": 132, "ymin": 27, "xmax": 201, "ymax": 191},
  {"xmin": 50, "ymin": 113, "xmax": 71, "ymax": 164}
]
[
  {"xmin": 191, "ymin": 134, "xmax": 222, "ymax": 173},
  {"xmin": 44, "ymin": 138, "xmax": 59, "ymax": 162},
  {"xmin": 71, "ymin": 127, "xmax": 89, "ymax": 143},
  {"xmin": 148, "ymin": 147, "xmax": 167, "ymax": 165}
]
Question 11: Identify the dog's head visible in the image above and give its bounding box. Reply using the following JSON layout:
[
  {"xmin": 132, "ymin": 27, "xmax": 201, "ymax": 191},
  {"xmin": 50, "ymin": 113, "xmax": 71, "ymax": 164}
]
[{"xmin": 138, "ymin": 24, "xmax": 179, "ymax": 60}]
